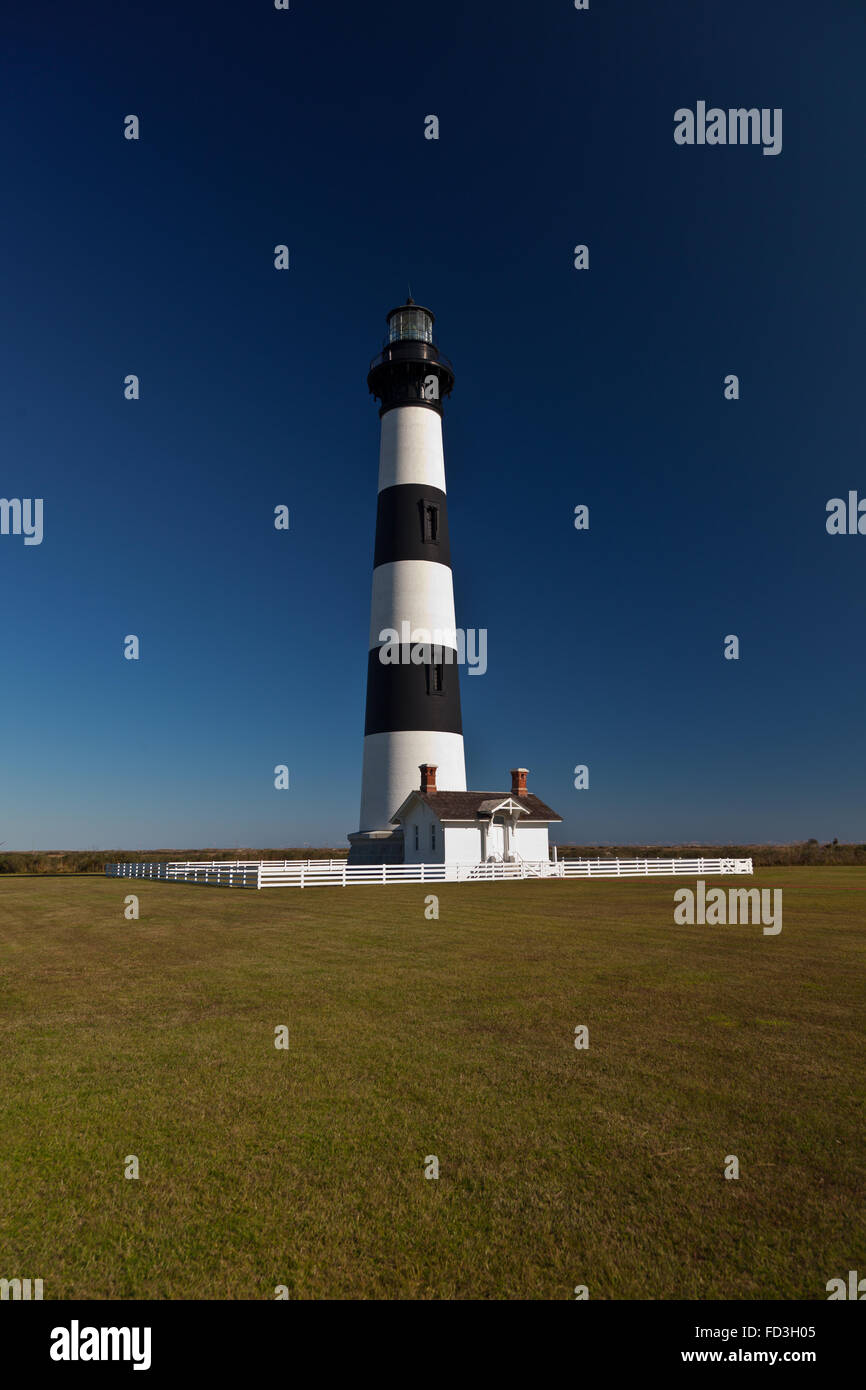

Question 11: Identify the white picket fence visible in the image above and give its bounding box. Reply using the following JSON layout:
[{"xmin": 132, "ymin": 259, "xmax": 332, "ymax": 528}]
[
  {"xmin": 105, "ymin": 856, "xmax": 753, "ymax": 890},
  {"xmin": 106, "ymin": 860, "xmax": 261, "ymax": 888},
  {"xmin": 560, "ymin": 857, "xmax": 753, "ymax": 879}
]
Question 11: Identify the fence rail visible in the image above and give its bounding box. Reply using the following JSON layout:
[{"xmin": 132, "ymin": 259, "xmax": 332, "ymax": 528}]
[{"xmin": 105, "ymin": 856, "xmax": 754, "ymax": 889}]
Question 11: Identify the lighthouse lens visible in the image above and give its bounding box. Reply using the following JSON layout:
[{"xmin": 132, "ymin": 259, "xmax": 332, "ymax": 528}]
[{"xmin": 389, "ymin": 309, "xmax": 433, "ymax": 344}]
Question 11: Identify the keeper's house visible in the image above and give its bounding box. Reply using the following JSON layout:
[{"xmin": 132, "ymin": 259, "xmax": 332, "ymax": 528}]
[{"xmin": 393, "ymin": 765, "xmax": 562, "ymax": 866}]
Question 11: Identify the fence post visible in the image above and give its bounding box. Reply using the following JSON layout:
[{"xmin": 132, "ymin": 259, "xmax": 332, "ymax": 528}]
[{"xmin": 342, "ymin": 862, "xmax": 346, "ymax": 887}]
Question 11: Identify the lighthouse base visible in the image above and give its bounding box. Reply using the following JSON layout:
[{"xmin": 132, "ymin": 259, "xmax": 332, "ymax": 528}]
[{"xmin": 347, "ymin": 828, "xmax": 405, "ymax": 866}]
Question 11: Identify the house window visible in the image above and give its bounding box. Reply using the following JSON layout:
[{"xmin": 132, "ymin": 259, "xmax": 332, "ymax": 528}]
[
  {"xmin": 426, "ymin": 662, "xmax": 444, "ymax": 696},
  {"xmin": 414, "ymin": 824, "xmax": 419, "ymax": 852},
  {"xmin": 420, "ymin": 501, "xmax": 440, "ymax": 545},
  {"xmin": 431, "ymin": 823, "xmax": 437, "ymax": 853}
]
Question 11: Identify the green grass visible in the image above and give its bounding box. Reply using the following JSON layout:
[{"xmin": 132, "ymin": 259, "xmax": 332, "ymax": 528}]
[{"xmin": 0, "ymin": 869, "xmax": 864, "ymax": 1300}]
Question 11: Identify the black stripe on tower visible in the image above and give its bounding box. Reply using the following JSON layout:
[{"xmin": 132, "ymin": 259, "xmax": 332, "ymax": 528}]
[
  {"xmin": 364, "ymin": 646, "xmax": 463, "ymax": 736},
  {"xmin": 374, "ymin": 485, "xmax": 451, "ymax": 568}
]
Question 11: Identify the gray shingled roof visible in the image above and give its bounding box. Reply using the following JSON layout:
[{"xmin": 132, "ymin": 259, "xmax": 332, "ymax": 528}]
[{"xmin": 412, "ymin": 791, "xmax": 562, "ymax": 823}]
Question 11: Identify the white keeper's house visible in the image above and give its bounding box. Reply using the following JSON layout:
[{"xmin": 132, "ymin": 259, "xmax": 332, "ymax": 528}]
[{"xmin": 393, "ymin": 765, "xmax": 562, "ymax": 866}]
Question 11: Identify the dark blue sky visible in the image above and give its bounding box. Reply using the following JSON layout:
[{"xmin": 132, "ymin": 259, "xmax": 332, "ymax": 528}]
[{"xmin": 2, "ymin": 0, "xmax": 864, "ymax": 849}]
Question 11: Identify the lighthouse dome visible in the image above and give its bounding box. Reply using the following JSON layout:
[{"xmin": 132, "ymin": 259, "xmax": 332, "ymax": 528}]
[{"xmin": 387, "ymin": 300, "xmax": 434, "ymax": 345}]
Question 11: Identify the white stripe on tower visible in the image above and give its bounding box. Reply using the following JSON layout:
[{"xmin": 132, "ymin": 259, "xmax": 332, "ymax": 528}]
[
  {"xmin": 378, "ymin": 407, "xmax": 446, "ymax": 490},
  {"xmin": 367, "ymin": 560, "xmax": 457, "ymax": 650},
  {"xmin": 349, "ymin": 300, "xmax": 466, "ymax": 859}
]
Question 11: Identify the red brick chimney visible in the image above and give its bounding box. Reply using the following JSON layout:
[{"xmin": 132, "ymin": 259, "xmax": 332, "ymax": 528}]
[
  {"xmin": 510, "ymin": 767, "xmax": 528, "ymax": 797},
  {"xmin": 420, "ymin": 764, "xmax": 438, "ymax": 794}
]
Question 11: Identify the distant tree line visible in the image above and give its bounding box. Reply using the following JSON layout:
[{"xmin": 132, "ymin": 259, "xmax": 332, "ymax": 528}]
[
  {"xmin": 0, "ymin": 848, "xmax": 352, "ymax": 875},
  {"xmin": 554, "ymin": 840, "xmax": 866, "ymax": 866},
  {"xmin": 1, "ymin": 840, "xmax": 865, "ymax": 875}
]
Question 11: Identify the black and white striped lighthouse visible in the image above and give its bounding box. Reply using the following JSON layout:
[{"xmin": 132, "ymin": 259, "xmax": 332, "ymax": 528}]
[{"xmin": 348, "ymin": 299, "xmax": 466, "ymax": 864}]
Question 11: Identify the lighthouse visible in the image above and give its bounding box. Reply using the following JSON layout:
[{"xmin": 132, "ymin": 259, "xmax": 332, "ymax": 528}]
[{"xmin": 348, "ymin": 299, "xmax": 467, "ymax": 864}]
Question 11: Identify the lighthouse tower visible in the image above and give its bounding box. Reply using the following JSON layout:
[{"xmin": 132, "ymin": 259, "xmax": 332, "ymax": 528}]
[{"xmin": 348, "ymin": 299, "xmax": 466, "ymax": 864}]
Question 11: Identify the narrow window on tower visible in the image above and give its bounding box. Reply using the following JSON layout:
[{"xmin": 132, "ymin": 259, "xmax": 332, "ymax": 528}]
[
  {"xmin": 420, "ymin": 500, "xmax": 440, "ymax": 545},
  {"xmin": 431, "ymin": 823, "xmax": 437, "ymax": 853},
  {"xmin": 414, "ymin": 824, "xmax": 419, "ymax": 852},
  {"xmin": 426, "ymin": 662, "xmax": 445, "ymax": 696}
]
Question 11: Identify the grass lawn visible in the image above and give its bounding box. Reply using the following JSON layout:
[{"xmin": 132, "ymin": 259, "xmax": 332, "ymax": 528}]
[{"xmin": 0, "ymin": 869, "xmax": 863, "ymax": 1300}]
